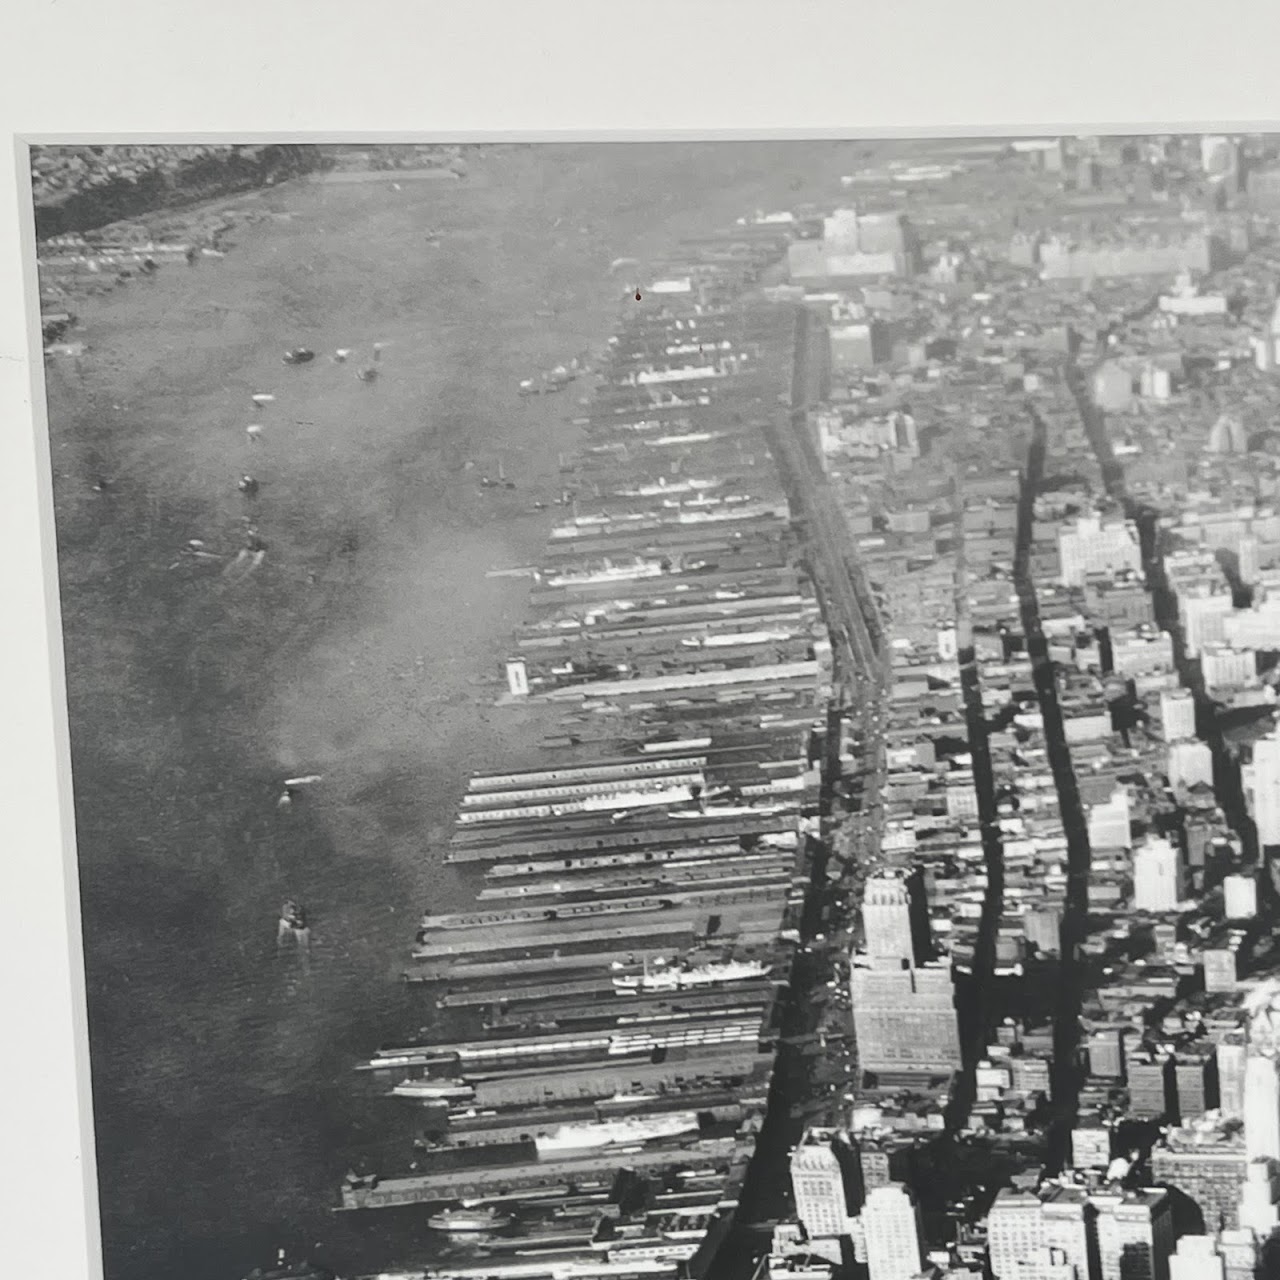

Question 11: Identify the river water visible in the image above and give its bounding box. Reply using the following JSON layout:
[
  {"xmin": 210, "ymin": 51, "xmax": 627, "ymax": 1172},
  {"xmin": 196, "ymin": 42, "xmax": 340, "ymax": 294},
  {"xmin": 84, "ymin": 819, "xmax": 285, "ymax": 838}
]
[{"xmin": 45, "ymin": 141, "xmax": 872, "ymax": 1280}]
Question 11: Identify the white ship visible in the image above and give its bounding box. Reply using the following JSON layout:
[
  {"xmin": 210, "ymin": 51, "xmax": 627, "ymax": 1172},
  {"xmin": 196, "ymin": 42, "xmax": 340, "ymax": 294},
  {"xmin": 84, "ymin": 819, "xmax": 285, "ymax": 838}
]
[
  {"xmin": 392, "ymin": 1079, "xmax": 475, "ymax": 1102},
  {"xmin": 681, "ymin": 630, "xmax": 794, "ymax": 649},
  {"xmin": 543, "ymin": 558, "xmax": 665, "ymax": 588},
  {"xmin": 613, "ymin": 959, "xmax": 771, "ymax": 993},
  {"xmin": 534, "ymin": 1112, "xmax": 700, "ymax": 1155}
]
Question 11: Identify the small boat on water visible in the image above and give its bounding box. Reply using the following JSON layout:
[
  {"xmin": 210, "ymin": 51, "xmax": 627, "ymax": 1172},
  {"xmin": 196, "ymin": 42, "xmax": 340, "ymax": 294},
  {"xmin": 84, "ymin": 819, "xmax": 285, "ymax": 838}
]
[
  {"xmin": 427, "ymin": 1206, "xmax": 513, "ymax": 1236},
  {"xmin": 283, "ymin": 347, "xmax": 315, "ymax": 365},
  {"xmin": 277, "ymin": 900, "xmax": 311, "ymax": 948}
]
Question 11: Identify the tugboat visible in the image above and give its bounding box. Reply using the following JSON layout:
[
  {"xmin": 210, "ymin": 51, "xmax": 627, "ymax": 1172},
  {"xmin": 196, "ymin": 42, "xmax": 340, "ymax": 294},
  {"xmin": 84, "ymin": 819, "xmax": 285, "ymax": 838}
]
[{"xmin": 277, "ymin": 900, "xmax": 311, "ymax": 949}]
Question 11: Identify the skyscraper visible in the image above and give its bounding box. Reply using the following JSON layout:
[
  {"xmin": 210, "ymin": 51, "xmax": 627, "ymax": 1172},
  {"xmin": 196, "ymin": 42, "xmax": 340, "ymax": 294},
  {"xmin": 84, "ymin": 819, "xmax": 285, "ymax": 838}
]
[
  {"xmin": 986, "ymin": 1189, "xmax": 1043, "ymax": 1279},
  {"xmin": 1218, "ymin": 1038, "xmax": 1248, "ymax": 1119},
  {"xmin": 1058, "ymin": 512, "xmax": 1143, "ymax": 586},
  {"xmin": 1039, "ymin": 1183, "xmax": 1093, "ymax": 1280},
  {"xmin": 1167, "ymin": 740, "xmax": 1214, "ymax": 791},
  {"xmin": 1224, "ymin": 874, "xmax": 1258, "ymax": 921},
  {"xmin": 1091, "ymin": 1187, "xmax": 1174, "ymax": 1280},
  {"xmin": 1169, "ymin": 1234, "xmax": 1226, "ymax": 1280},
  {"xmin": 1151, "ymin": 1124, "xmax": 1247, "ymax": 1233},
  {"xmin": 860, "ymin": 872, "xmax": 915, "ymax": 969},
  {"xmin": 1159, "ymin": 689, "xmax": 1197, "ymax": 743},
  {"xmin": 1246, "ymin": 730, "xmax": 1280, "ymax": 849},
  {"xmin": 1238, "ymin": 1158, "xmax": 1280, "ymax": 1237},
  {"xmin": 789, "ymin": 1130, "xmax": 851, "ymax": 1241},
  {"xmin": 1133, "ymin": 835, "xmax": 1182, "ymax": 913},
  {"xmin": 851, "ymin": 960, "xmax": 962, "ymax": 1076},
  {"xmin": 1245, "ymin": 1054, "xmax": 1280, "ymax": 1164},
  {"xmin": 861, "ymin": 1184, "xmax": 924, "ymax": 1280}
]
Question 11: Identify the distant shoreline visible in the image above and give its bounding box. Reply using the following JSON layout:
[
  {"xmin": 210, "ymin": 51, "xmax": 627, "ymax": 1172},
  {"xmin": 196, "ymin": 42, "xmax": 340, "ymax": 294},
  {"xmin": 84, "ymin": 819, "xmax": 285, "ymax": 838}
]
[{"xmin": 317, "ymin": 168, "xmax": 463, "ymax": 185}]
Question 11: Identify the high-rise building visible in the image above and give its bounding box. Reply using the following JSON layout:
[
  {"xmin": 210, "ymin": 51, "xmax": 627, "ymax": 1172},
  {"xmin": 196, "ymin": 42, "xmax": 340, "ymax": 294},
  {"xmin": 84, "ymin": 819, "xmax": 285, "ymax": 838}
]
[
  {"xmin": 1059, "ymin": 512, "xmax": 1143, "ymax": 586},
  {"xmin": 1133, "ymin": 836, "xmax": 1183, "ymax": 913},
  {"xmin": 1039, "ymin": 1183, "xmax": 1093, "ymax": 1279},
  {"xmin": 1152, "ymin": 1127, "xmax": 1248, "ymax": 1233},
  {"xmin": 986, "ymin": 1189, "xmax": 1043, "ymax": 1279},
  {"xmin": 1088, "ymin": 1029, "xmax": 1125, "ymax": 1079},
  {"xmin": 851, "ymin": 961, "xmax": 962, "ymax": 1076},
  {"xmin": 1160, "ymin": 690, "xmax": 1197, "ymax": 742},
  {"xmin": 830, "ymin": 320, "xmax": 893, "ymax": 373},
  {"xmin": 1072, "ymin": 1122, "xmax": 1113, "ymax": 1170},
  {"xmin": 861, "ymin": 872, "xmax": 916, "ymax": 968},
  {"xmin": 1218, "ymin": 1228, "xmax": 1259, "ymax": 1280},
  {"xmin": 1168, "ymin": 741, "xmax": 1214, "ymax": 791},
  {"xmin": 861, "ymin": 1184, "xmax": 924, "ymax": 1280},
  {"xmin": 1202, "ymin": 646, "xmax": 1258, "ymax": 694},
  {"xmin": 1023, "ymin": 906, "xmax": 1062, "ymax": 956},
  {"xmin": 1238, "ymin": 1158, "xmax": 1280, "ymax": 1237},
  {"xmin": 1088, "ymin": 789, "xmax": 1132, "ymax": 851},
  {"xmin": 858, "ymin": 1141, "xmax": 891, "ymax": 1194},
  {"xmin": 790, "ymin": 1130, "xmax": 851, "ymax": 1241},
  {"xmin": 1218, "ymin": 1039, "xmax": 1248, "ymax": 1119},
  {"xmin": 1174, "ymin": 1053, "xmax": 1215, "ymax": 1122},
  {"xmin": 1090, "ymin": 1187, "xmax": 1174, "ymax": 1280},
  {"xmin": 1237, "ymin": 537, "xmax": 1260, "ymax": 586},
  {"xmin": 1181, "ymin": 591, "xmax": 1235, "ymax": 659},
  {"xmin": 1222, "ymin": 596, "xmax": 1280, "ymax": 650},
  {"xmin": 1128, "ymin": 1057, "xmax": 1173, "ymax": 1119},
  {"xmin": 1245, "ymin": 730, "xmax": 1280, "ymax": 849},
  {"xmin": 1169, "ymin": 1233, "xmax": 1225, "ymax": 1280},
  {"xmin": 1205, "ymin": 947, "xmax": 1240, "ymax": 994},
  {"xmin": 1245, "ymin": 1054, "xmax": 1280, "ymax": 1163},
  {"xmin": 1224, "ymin": 874, "xmax": 1258, "ymax": 921}
]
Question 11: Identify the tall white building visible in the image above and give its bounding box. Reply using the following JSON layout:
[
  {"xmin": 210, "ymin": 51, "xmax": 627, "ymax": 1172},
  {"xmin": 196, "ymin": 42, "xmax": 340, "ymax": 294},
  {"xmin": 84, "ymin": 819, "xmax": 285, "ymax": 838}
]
[
  {"xmin": 1059, "ymin": 513, "xmax": 1143, "ymax": 587},
  {"xmin": 1181, "ymin": 591, "xmax": 1234, "ymax": 658},
  {"xmin": 1169, "ymin": 1233, "xmax": 1225, "ymax": 1280},
  {"xmin": 1239, "ymin": 1158, "xmax": 1280, "ymax": 1237},
  {"xmin": 1160, "ymin": 690, "xmax": 1197, "ymax": 742},
  {"xmin": 1219, "ymin": 1040, "xmax": 1248, "ymax": 1120},
  {"xmin": 861, "ymin": 1185, "xmax": 923, "ymax": 1280},
  {"xmin": 1091, "ymin": 1188, "xmax": 1173, "ymax": 1280},
  {"xmin": 1246, "ymin": 1054, "xmax": 1280, "ymax": 1164},
  {"xmin": 1039, "ymin": 1183, "xmax": 1093, "ymax": 1280},
  {"xmin": 1245, "ymin": 730, "xmax": 1280, "ymax": 849},
  {"xmin": 1224, "ymin": 595, "xmax": 1280, "ymax": 649},
  {"xmin": 1202, "ymin": 646, "xmax": 1258, "ymax": 693},
  {"xmin": 861, "ymin": 872, "xmax": 915, "ymax": 969},
  {"xmin": 1238, "ymin": 536, "xmax": 1260, "ymax": 586},
  {"xmin": 986, "ymin": 1189, "xmax": 1043, "ymax": 1279},
  {"xmin": 1133, "ymin": 835, "xmax": 1182, "ymax": 913},
  {"xmin": 1088, "ymin": 789, "xmax": 1133, "ymax": 851},
  {"xmin": 789, "ymin": 1132, "xmax": 850, "ymax": 1241},
  {"xmin": 1167, "ymin": 741, "xmax": 1213, "ymax": 791},
  {"xmin": 1224, "ymin": 874, "xmax": 1258, "ymax": 921}
]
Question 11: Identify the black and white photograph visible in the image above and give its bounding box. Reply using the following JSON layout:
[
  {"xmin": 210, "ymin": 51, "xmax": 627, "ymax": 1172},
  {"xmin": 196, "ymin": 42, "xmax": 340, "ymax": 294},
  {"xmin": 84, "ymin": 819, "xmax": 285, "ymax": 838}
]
[{"xmin": 10, "ymin": 13, "xmax": 1280, "ymax": 1280}]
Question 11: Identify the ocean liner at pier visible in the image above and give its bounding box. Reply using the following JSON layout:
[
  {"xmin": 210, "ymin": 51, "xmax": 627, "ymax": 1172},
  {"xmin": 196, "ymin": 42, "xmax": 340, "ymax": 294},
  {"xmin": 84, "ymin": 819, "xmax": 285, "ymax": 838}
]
[{"xmin": 345, "ymin": 222, "xmax": 831, "ymax": 1280}]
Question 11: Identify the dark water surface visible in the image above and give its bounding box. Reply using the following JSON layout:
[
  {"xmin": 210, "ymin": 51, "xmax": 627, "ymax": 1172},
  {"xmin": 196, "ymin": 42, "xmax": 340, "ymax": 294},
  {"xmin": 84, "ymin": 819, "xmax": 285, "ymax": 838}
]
[{"xmin": 46, "ymin": 142, "xmax": 869, "ymax": 1280}]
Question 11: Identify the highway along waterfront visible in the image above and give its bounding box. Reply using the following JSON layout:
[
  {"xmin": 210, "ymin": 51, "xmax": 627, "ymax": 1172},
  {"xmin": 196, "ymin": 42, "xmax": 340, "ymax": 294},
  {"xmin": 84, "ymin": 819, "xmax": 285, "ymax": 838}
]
[{"xmin": 45, "ymin": 143, "xmax": 876, "ymax": 1280}]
